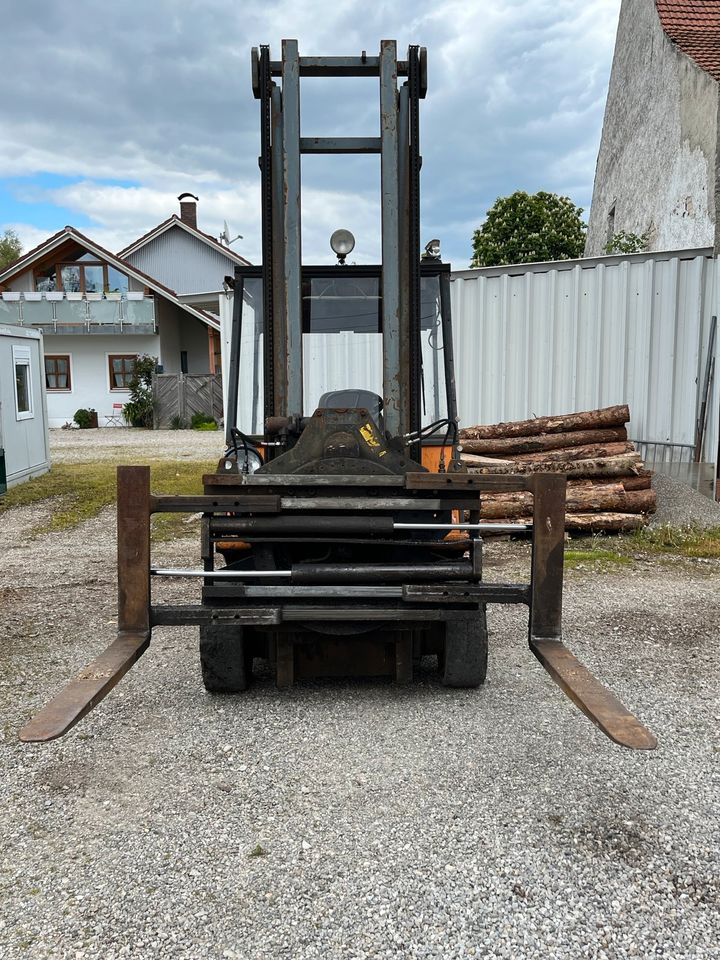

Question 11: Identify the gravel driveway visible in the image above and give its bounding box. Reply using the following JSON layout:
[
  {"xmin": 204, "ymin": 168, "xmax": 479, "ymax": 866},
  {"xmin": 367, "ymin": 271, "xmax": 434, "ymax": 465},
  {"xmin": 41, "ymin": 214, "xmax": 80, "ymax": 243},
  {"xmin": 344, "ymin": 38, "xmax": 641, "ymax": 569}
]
[{"xmin": 1, "ymin": 432, "xmax": 718, "ymax": 959}]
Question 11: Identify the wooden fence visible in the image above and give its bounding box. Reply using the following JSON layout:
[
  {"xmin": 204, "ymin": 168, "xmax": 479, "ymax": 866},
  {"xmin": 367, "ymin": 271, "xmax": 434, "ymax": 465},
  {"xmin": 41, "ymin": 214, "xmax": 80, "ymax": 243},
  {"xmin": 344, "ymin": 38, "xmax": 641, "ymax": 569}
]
[{"xmin": 153, "ymin": 374, "xmax": 223, "ymax": 429}]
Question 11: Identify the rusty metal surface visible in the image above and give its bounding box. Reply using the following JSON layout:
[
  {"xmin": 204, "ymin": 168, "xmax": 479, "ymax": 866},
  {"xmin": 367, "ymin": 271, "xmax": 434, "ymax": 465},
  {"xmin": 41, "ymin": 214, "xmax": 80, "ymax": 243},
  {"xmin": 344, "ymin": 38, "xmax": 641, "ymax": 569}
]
[
  {"xmin": 117, "ymin": 466, "xmax": 151, "ymax": 634},
  {"xmin": 152, "ymin": 494, "xmax": 281, "ymax": 514},
  {"xmin": 19, "ymin": 631, "xmax": 150, "ymax": 743},
  {"xmin": 528, "ymin": 474, "xmax": 566, "ymax": 642},
  {"xmin": 530, "ymin": 638, "xmax": 657, "ymax": 751},
  {"xmin": 405, "ymin": 473, "xmax": 531, "ymax": 492}
]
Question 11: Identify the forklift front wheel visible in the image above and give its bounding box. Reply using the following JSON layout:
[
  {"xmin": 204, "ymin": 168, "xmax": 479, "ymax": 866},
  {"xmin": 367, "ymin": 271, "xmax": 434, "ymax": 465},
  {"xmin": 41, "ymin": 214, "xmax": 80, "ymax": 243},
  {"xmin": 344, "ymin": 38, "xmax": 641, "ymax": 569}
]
[{"xmin": 440, "ymin": 609, "xmax": 488, "ymax": 688}]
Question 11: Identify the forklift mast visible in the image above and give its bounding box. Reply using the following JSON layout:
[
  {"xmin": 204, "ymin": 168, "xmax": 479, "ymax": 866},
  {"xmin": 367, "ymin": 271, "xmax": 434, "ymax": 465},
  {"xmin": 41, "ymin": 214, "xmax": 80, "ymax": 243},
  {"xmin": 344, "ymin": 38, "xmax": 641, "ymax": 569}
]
[{"xmin": 239, "ymin": 41, "xmax": 438, "ymax": 440}]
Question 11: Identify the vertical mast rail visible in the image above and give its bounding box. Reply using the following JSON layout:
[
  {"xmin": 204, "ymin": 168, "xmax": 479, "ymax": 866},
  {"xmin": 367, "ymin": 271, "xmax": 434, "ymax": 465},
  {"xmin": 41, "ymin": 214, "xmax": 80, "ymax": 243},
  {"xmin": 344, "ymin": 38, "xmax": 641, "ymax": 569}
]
[
  {"xmin": 281, "ymin": 39, "xmax": 303, "ymax": 419},
  {"xmin": 380, "ymin": 39, "xmax": 402, "ymax": 436}
]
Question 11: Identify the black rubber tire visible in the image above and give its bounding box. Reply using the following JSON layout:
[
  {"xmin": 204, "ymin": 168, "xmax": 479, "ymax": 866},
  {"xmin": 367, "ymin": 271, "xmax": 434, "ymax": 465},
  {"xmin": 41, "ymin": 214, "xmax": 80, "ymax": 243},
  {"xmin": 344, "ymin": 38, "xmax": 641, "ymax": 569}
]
[
  {"xmin": 199, "ymin": 624, "xmax": 252, "ymax": 693},
  {"xmin": 441, "ymin": 609, "xmax": 488, "ymax": 688}
]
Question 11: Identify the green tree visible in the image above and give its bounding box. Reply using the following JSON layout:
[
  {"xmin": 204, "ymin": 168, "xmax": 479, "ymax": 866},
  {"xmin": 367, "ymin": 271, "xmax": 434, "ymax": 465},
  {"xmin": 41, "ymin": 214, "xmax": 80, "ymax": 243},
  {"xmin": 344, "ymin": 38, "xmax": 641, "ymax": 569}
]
[
  {"xmin": 604, "ymin": 230, "xmax": 649, "ymax": 255},
  {"xmin": 471, "ymin": 191, "xmax": 587, "ymax": 267},
  {"xmin": 0, "ymin": 229, "xmax": 22, "ymax": 270}
]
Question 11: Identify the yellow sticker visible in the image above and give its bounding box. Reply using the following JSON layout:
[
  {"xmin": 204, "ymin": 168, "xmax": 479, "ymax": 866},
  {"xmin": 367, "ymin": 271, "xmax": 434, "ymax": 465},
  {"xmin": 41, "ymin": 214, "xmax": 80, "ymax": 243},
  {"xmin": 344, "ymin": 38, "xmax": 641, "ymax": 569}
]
[{"xmin": 359, "ymin": 422, "xmax": 381, "ymax": 448}]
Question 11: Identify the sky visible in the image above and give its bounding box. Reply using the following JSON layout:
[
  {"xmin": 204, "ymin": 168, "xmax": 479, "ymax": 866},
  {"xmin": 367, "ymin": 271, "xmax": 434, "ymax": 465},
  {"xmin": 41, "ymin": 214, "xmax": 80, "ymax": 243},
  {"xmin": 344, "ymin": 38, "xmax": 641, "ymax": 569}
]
[{"xmin": 0, "ymin": 0, "xmax": 621, "ymax": 270}]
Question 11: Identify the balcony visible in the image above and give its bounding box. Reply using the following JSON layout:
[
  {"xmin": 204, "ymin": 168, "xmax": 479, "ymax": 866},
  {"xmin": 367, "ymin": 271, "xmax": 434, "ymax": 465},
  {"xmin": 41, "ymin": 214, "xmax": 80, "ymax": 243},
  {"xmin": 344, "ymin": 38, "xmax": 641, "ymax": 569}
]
[{"xmin": 0, "ymin": 292, "xmax": 156, "ymax": 335}]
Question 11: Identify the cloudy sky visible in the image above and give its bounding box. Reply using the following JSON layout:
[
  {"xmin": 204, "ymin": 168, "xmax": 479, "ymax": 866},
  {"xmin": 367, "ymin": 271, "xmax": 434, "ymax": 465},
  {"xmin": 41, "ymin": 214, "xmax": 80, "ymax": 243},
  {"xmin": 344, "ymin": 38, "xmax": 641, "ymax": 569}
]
[{"xmin": 0, "ymin": 0, "xmax": 621, "ymax": 269}]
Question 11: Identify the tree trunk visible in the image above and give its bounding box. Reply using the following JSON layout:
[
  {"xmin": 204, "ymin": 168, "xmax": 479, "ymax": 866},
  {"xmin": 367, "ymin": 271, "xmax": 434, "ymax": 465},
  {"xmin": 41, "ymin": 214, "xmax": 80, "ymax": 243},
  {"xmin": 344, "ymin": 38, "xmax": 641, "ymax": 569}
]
[
  {"xmin": 563, "ymin": 512, "xmax": 648, "ymax": 532},
  {"xmin": 460, "ymin": 427, "xmax": 628, "ymax": 455},
  {"xmin": 467, "ymin": 453, "xmax": 643, "ymax": 478},
  {"xmin": 507, "ymin": 441, "xmax": 633, "ymax": 463},
  {"xmin": 478, "ymin": 486, "xmax": 656, "ymax": 518},
  {"xmin": 459, "ymin": 404, "xmax": 630, "ymax": 440}
]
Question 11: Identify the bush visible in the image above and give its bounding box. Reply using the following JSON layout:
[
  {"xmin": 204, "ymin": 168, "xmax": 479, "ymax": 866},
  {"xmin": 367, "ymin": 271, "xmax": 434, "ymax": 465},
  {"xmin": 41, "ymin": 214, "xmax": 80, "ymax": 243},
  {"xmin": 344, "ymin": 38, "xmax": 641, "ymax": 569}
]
[
  {"xmin": 122, "ymin": 355, "xmax": 156, "ymax": 428},
  {"xmin": 73, "ymin": 408, "xmax": 97, "ymax": 429},
  {"xmin": 191, "ymin": 413, "xmax": 217, "ymax": 430},
  {"xmin": 169, "ymin": 415, "xmax": 187, "ymax": 430}
]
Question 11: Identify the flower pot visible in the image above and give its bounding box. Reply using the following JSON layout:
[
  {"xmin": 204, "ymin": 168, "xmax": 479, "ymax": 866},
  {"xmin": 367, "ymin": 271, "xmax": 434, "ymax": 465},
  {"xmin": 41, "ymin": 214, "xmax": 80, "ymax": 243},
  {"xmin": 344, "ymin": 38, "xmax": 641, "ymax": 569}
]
[
  {"xmin": 66, "ymin": 292, "xmax": 83, "ymax": 301},
  {"xmin": 45, "ymin": 291, "xmax": 64, "ymax": 301},
  {"xmin": 1, "ymin": 292, "xmax": 20, "ymax": 301},
  {"xmin": 23, "ymin": 291, "xmax": 42, "ymax": 301},
  {"xmin": 126, "ymin": 292, "xmax": 144, "ymax": 301}
]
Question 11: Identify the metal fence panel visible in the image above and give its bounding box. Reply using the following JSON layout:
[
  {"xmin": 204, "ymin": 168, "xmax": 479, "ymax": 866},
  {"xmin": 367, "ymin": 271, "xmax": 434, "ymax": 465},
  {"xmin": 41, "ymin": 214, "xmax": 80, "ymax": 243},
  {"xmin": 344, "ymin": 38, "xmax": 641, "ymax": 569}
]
[{"xmin": 451, "ymin": 250, "xmax": 719, "ymax": 477}]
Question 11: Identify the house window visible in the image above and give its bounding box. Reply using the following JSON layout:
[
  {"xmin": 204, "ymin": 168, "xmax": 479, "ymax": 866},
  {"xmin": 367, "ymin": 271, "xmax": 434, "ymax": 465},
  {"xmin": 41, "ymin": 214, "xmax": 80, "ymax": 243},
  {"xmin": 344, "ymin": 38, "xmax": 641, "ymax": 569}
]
[
  {"xmin": 13, "ymin": 345, "xmax": 34, "ymax": 420},
  {"xmin": 35, "ymin": 253, "xmax": 129, "ymax": 294},
  {"xmin": 109, "ymin": 354, "xmax": 137, "ymax": 390},
  {"xmin": 45, "ymin": 354, "xmax": 72, "ymax": 391}
]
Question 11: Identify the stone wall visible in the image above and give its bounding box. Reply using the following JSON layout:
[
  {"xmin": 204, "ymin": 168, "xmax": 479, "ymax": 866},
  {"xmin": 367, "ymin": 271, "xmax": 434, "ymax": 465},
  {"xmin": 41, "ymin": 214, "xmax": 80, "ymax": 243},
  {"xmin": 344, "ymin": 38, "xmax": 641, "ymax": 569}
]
[{"xmin": 585, "ymin": 0, "xmax": 718, "ymax": 256}]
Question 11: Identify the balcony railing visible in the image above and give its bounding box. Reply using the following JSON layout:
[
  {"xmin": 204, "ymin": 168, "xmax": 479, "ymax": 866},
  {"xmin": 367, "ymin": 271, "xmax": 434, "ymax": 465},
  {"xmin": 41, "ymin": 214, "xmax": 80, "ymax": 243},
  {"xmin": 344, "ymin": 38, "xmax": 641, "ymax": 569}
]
[{"xmin": 0, "ymin": 292, "xmax": 156, "ymax": 335}]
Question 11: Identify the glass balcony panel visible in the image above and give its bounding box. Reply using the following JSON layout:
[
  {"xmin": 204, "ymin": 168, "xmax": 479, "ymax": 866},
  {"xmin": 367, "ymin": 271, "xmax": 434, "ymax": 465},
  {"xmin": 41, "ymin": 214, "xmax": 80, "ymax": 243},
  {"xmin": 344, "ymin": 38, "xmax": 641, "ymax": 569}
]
[
  {"xmin": 88, "ymin": 299, "xmax": 121, "ymax": 324},
  {"xmin": 123, "ymin": 298, "xmax": 154, "ymax": 325},
  {"xmin": 22, "ymin": 300, "xmax": 54, "ymax": 325},
  {"xmin": 0, "ymin": 299, "xmax": 21, "ymax": 323},
  {"xmin": 55, "ymin": 299, "xmax": 88, "ymax": 324}
]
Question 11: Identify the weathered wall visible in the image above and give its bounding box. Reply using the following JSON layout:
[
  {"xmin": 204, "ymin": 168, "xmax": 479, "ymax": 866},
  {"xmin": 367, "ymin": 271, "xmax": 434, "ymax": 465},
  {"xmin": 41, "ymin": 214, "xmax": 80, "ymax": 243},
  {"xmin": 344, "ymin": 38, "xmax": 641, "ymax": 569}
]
[{"xmin": 585, "ymin": 0, "xmax": 718, "ymax": 256}]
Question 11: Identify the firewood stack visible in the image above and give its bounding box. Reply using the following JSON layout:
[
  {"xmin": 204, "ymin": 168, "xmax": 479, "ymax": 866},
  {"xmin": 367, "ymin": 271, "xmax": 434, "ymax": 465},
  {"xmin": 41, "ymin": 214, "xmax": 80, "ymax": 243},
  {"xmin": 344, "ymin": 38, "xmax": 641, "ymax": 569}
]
[{"xmin": 458, "ymin": 404, "xmax": 656, "ymax": 532}]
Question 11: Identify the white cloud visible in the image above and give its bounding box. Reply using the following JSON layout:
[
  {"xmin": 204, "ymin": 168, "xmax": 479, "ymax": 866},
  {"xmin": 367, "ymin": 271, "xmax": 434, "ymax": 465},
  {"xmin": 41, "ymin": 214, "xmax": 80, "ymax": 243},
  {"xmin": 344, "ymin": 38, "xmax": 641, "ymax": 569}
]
[{"xmin": 0, "ymin": 0, "xmax": 621, "ymax": 268}]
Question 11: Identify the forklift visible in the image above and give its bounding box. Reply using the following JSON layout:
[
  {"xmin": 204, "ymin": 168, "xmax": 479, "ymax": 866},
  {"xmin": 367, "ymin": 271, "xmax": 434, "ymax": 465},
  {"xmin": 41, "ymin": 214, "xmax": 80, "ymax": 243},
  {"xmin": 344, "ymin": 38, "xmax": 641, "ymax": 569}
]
[{"xmin": 21, "ymin": 41, "xmax": 656, "ymax": 749}]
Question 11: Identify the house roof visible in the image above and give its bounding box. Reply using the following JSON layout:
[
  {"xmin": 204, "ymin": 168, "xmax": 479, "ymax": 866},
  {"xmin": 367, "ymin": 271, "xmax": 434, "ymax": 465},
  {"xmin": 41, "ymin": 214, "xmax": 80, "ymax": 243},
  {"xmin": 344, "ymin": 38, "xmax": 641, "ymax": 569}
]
[
  {"xmin": 118, "ymin": 214, "xmax": 251, "ymax": 265},
  {"xmin": 655, "ymin": 0, "xmax": 720, "ymax": 82},
  {"xmin": 0, "ymin": 226, "xmax": 220, "ymax": 330}
]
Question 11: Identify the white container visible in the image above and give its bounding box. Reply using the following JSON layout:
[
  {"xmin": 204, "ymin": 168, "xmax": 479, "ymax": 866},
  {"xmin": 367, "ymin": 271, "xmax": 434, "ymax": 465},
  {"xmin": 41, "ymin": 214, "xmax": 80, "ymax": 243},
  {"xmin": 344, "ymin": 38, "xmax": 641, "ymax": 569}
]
[
  {"xmin": 1, "ymin": 292, "xmax": 21, "ymax": 301},
  {"xmin": 23, "ymin": 291, "xmax": 42, "ymax": 301},
  {"xmin": 126, "ymin": 291, "xmax": 144, "ymax": 301},
  {"xmin": 45, "ymin": 291, "xmax": 63, "ymax": 301},
  {"xmin": 66, "ymin": 292, "xmax": 83, "ymax": 301},
  {"xmin": 86, "ymin": 292, "xmax": 102, "ymax": 301},
  {"xmin": 105, "ymin": 291, "xmax": 122, "ymax": 300}
]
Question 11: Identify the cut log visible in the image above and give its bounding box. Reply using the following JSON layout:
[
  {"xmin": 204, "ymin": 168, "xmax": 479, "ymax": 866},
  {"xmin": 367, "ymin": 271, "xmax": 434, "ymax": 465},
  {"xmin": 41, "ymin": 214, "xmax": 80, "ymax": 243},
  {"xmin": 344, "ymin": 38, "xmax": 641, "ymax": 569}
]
[
  {"xmin": 505, "ymin": 441, "xmax": 633, "ymax": 464},
  {"xmin": 479, "ymin": 487, "xmax": 656, "ymax": 518},
  {"xmin": 460, "ymin": 427, "xmax": 628, "ymax": 455},
  {"xmin": 459, "ymin": 404, "xmax": 630, "ymax": 441},
  {"xmin": 481, "ymin": 511, "xmax": 647, "ymax": 532},
  {"xmin": 564, "ymin": 512, "xmax": 647, "ymax": 532},
  {"xmin": 566, "ymin": 474, "xmax": 652, "ymax": 492},
  {"xmin": 467, "ymin": 453, "xmax": 643, "ymax": 478}
]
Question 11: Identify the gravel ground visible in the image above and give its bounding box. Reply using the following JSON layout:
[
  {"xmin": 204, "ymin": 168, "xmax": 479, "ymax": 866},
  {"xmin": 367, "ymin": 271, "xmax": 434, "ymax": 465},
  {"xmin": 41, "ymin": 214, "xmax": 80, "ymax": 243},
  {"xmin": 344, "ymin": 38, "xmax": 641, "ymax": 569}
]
[
  {"xmin": 1, "ymin": 435, "xmax": 719, "ymax": 959},
  {"xmin": 49, "ymin": 427, "xmax": 224, "ymax": 463},
  {"xmin": 649, "ymin": 473, "xmax": 720, "ymax": 529}
]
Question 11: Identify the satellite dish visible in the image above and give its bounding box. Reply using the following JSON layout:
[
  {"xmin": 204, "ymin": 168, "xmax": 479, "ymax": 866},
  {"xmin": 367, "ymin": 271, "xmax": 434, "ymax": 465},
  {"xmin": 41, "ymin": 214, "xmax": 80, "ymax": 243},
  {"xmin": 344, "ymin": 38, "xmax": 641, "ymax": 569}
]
[{"xmin": 219, "ymin": 219, "xmax": 243, "ymax": 246}]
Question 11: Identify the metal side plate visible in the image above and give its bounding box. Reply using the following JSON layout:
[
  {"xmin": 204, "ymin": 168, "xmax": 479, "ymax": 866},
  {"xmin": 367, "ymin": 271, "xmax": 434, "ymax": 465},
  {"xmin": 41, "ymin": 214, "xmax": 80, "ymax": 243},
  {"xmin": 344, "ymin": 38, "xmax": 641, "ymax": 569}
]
[
  {"xmin": 19, "ymin": 631, "xmax": 150, "ymax": 743},
  {"xmin": 530, "ymin": 637, "xmax": 657, "ymax": 750}
]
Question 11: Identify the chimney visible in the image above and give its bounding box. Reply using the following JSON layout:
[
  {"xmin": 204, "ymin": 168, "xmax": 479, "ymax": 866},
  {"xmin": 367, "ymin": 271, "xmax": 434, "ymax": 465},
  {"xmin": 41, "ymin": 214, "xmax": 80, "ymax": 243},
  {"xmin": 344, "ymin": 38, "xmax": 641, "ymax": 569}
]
[{"xmin": 178, "ymin": 192, "xmax": 199, "ymax": 229}]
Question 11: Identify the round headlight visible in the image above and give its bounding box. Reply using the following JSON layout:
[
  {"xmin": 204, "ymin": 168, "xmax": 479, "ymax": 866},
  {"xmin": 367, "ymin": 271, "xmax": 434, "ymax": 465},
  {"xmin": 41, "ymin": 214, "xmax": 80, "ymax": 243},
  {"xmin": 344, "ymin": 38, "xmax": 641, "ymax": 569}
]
[
  {"xmin": 424, "ymin": 238, "xmax": 441, "ymax": 259},
  {"xmin": 330, "ymin": 228, "xmax": 356, "ymax": 260}
]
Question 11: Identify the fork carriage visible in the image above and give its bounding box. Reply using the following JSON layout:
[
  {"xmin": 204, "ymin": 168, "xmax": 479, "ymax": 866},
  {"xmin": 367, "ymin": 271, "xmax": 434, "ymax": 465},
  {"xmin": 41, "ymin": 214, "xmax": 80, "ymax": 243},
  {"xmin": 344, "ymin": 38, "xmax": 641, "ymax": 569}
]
[{"xmin": 19, "ymin": 464, "xmax": 656, "ymax": 750}]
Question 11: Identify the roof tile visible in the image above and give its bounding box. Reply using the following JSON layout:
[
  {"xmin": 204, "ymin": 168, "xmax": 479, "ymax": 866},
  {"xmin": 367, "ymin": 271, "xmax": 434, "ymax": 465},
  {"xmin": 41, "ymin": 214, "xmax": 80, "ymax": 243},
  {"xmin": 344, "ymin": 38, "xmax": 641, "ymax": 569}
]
[{"xmin": 655, "ymin": 0, "xmax": 720, "ymax": 82}]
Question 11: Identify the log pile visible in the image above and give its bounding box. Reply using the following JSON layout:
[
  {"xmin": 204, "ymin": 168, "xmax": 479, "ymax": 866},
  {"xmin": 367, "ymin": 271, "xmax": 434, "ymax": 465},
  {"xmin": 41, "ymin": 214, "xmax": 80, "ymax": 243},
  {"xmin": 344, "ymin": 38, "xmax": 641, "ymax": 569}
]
[{"xmin": 458, "ymin": 404, "xmax": 655, "ymax": 532}]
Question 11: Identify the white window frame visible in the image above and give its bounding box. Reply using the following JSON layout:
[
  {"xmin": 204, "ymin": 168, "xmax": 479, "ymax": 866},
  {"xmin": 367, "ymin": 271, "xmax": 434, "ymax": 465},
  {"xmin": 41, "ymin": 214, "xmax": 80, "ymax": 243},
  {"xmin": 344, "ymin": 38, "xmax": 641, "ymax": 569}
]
[{"xmin": 12, "ymin": 345, "xmax": 34, "ymax": 421}]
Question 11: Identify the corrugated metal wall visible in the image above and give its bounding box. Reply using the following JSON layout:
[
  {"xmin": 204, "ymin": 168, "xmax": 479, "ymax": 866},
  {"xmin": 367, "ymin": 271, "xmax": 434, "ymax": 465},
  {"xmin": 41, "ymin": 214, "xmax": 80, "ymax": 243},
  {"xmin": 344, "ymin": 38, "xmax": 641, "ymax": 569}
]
[
  {"xmin": 451, "ymin": 249, "xmax": 719, "ymax": 467},
  {"xmin": 220, "ymin": 248, "xmax": 719, "ymax": 475},
  {"xmin": 126, "ymin": 227, "xmax": 237, "ymax": 295}
]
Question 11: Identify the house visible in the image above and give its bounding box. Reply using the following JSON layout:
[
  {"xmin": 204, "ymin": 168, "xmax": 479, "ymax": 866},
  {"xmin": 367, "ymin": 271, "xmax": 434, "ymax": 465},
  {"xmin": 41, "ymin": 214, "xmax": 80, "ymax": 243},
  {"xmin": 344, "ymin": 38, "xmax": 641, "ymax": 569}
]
[
  {"xmin": 119, "ymin": 193, "xmax": 250, "ymax": 374},
  {"xmin": 0, "ymin": 196, "xmax": 249, "ymax": 428},
  {"xmin": 585, "ymin": 0, "xmax": 720, "ymax": 256}
]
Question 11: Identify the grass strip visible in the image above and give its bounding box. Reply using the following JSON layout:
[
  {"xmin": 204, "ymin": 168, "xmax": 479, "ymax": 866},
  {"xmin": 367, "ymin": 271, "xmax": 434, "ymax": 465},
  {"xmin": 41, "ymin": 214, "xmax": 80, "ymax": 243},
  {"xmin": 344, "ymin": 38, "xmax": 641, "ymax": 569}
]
[{"xmin": 0, "ymin": 460, "xmax": 216, "ymax": 537}]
